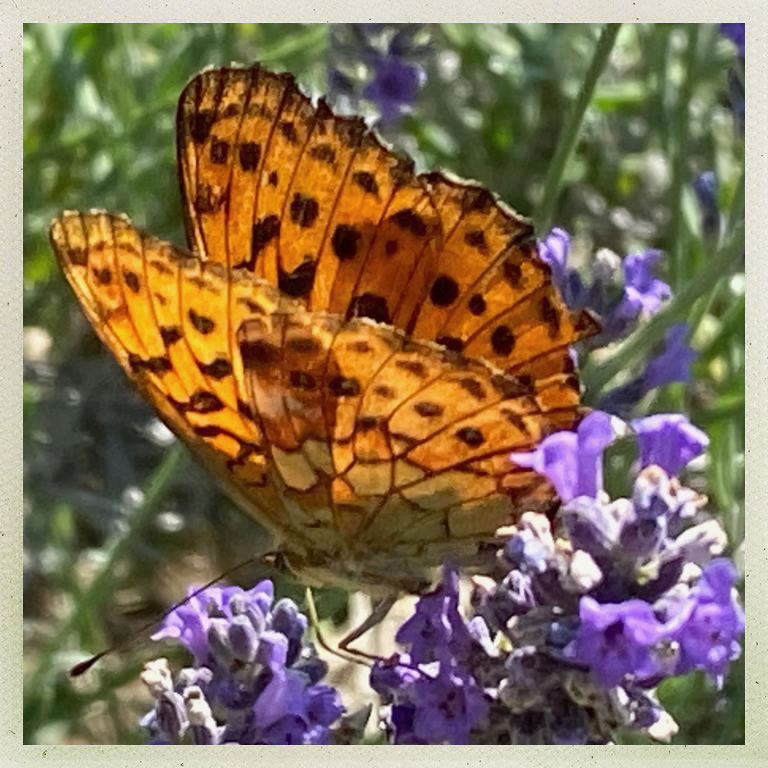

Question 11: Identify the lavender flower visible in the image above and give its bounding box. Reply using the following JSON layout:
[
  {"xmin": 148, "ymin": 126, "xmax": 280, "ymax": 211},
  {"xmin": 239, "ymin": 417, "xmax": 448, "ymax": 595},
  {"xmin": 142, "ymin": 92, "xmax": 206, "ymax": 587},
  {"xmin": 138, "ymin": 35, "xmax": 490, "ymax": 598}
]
[
  {"xmin": 611, "ymin": 250, "xmax": 672, "ymax": 324},
  {"xmin": 631, "ymin": 413, "xmax": 709, "ymax": 476},
  {"xmin": 142, "ymin": 409, "xmax": 740, "ymax": 745},
  {"xmin": 669, "ymin": 558, "xmax": 745, "ymax": 686},
  {"xmin": 141, "ymin": 581, "xmax": 345, "ymax": 744},
  {"xmin": 327, "ymin": 24, "xmax": 430, "ymax": 126},
  {"xmin": 372, "ymin": 568, "xmax": 488, "ymax": 744},
  {"xmin": 537, "ymin": 228, "xmax": 671, "ymax": 344},
  {"xmin": 453, "ymin": 414, "xmax": 744, "ymax": 741},
  {"xmin": 363, "ymin": 57, "xmax": 425, "ymax": 123}
]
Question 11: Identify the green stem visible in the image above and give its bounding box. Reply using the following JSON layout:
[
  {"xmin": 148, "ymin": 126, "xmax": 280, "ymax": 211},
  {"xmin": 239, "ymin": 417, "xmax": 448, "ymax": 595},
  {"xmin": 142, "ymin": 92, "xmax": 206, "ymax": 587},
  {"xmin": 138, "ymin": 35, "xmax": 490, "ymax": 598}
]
[
  {"xmin": 582, "ymin": 218, "xmax": 744, "ymax": 396},
  {"xmin": 534, "ymin": 23, "xmax": 621, "ymax": 234},
  {"xmin": 668, "ymin": 24, "xmax": 699, "ymax": 290}
]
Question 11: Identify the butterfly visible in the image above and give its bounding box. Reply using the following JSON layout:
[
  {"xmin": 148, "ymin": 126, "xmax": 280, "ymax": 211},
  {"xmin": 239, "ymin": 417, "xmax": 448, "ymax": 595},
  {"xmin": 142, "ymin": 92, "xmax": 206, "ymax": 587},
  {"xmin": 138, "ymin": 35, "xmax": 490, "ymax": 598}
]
[{"xmin": 51, "ymin": 64, "xmax": 599, "ymax": 600}]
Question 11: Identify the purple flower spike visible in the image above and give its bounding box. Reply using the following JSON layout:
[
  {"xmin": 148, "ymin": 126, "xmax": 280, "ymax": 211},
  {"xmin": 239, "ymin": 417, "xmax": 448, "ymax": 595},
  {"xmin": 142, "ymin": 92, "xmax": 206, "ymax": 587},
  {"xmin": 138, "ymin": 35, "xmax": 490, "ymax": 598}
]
[
  {"xmin": 631, "ymin": 413, "xmax": 709, "ymax": 476},
  {"xmin": 642, "ymin": 324, "xmax": 697, "ymax": 393},
  {"xmin": 511, "ymin": 411, "xmax": 623, "ymax": 502},
  {"xmin": 142, "ymin": 580, "xmax": 348, "ymax": 745},
  {"xmin": 568, "ymin": 597, "xmax": 667, "ymax": 688},
  {"xmin": 672, "ymin": 559, "xmax": 744, "ymax": 685}
]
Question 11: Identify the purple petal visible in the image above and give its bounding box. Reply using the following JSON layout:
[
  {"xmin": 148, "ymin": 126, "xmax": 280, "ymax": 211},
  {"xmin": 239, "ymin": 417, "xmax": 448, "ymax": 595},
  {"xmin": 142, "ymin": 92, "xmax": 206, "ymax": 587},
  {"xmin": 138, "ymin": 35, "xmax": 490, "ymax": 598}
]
[
  {"xmin": 511, "ymin": 431, "xmax": 579, "ymax": 501},
  {"xmin": 631, "ymin": 413, "xmax": 709, "ymax": 475},
  {"xmin": 576, "ymin": 411, "xmax": 622, "ymax": 497},
  {"xmin": 511, "ymin": 411, "xmax": 622, "ymax": 502},
  {"xmin": 570, "ymin": 597, "xmax": 667, "ymax": 687}
]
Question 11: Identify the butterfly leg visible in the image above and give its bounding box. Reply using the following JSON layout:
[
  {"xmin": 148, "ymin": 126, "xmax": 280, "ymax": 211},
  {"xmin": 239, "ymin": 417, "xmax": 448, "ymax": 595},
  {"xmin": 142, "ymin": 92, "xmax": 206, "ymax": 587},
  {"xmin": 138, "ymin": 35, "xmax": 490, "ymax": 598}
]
[
  {"xmin": 338, "ymin": 593, "xmax": 398, "ymax": 652},
  {"xmin": 304, "ymin": 587, "xmax": 375, "ymax": 666}
]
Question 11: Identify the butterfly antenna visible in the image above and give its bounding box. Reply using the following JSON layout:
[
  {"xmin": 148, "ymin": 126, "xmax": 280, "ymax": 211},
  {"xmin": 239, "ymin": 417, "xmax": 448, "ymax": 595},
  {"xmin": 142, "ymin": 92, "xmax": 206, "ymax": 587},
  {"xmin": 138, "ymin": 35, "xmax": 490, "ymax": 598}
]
[
  {"xmin": 70, "ymin": 553, "xmax": 271, "ymax": 677},
  {"xmin": 303, "ymin": 587, "xmax": 381, "ymax": 667}
]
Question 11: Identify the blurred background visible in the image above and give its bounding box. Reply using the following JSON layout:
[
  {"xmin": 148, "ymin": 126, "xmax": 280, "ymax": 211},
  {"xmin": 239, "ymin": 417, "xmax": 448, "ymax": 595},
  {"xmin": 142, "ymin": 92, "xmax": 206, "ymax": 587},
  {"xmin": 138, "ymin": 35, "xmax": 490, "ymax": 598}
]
[{"xmin": 23, "ymin": 23, "xmax": 744, "ymax": 744}]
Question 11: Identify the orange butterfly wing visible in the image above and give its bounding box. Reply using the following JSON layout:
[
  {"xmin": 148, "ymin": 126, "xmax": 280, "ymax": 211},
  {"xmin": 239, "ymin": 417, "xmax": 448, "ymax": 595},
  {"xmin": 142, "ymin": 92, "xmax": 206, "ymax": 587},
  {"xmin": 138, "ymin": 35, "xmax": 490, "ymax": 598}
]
[{"xmin": 53, "ymin": 65, "xmax": 599, "ymax": 592}]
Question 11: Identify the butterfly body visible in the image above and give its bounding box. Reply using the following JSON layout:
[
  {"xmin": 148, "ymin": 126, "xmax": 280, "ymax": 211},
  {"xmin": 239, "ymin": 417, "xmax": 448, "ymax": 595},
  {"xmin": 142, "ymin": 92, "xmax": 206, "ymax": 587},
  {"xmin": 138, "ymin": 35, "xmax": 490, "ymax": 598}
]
[{"xmin": 51, "ymin": 65, "xmax": 598, "ymax": 594}]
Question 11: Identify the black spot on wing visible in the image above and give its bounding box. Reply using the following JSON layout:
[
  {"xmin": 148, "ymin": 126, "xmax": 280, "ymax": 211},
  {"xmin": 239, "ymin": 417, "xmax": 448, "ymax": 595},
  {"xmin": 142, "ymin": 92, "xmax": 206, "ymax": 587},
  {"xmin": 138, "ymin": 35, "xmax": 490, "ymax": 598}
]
[
  {"xmin": 188, "ymin": 309, "xmax": 215, "ymax": 335},
  {"xmin": 390, "ymin": 208, "xmax": 427, "ymax": 236},
  {"xmin": 435, "ymin": 335, "xmax": 465, "ymax": 353},
  {"xmin": 290, "ymin": 193, "xmax": 320, "ymax": 228},
  {"xmin": 198, "ymin": 358, "xmax": 233, "ymax": 379},
  {"xmin": 468, "ymin": 294, "xmax": 487, "ymax": 315},
  {"xmin": 238, "ymin": 141, "xmax": 261, "ymax": 171},
  {"xmin": 122, "ymin": 269, "xmax": 140, "ymax": 293},
  {"xmin": 237, "ymin": 215, "xmax": 281, "ymax": 269},
  {"xmin": 414, "ymin": 401, "xmax": 444, "ymax": 417},
  {"xmin": 332, "ymin": 224, "xmax": 360, "ymax": 261},
  {"xmin": 189, "ymin": 110, "xmax": 214, "ymax": 144},
  {"xmin": 346, "ymin": 293, "xmax": 391, "ymax": 324},
  {"xmin": 210, "ymin": 138, "xmax": 229, "ymax": 164},
  {"xmin": 128, "ymin": 354, "xmax": 172, "ymax": 374},
  {"xmin": 93, "ymin": 267, "xmax": 112, "ymax": 285},
  {"xmin": 189, "ymin": 390, "xmax": 225, "ymax": 413},
  {"xmin": 456, "ymin": 427, "xmax": 485, "ymax": 447},
  {"xmin": 458, "ymin": 377, "xmax": 486, "ymax": 400},
  {"xmin": 309, "ymin": 144, "xmax": 336, "ymax": 164},
  {"xmin": 429, "ymin": 275, "xmax": 460, "ymax": 307},
  {"xmin": 352, "ymin": 170, "xmax": 379, "ymax": 196},
  {"xmin": 503, "ymin": 260, "xmax": 523, "ymax": 288},
  {"xmin": 278, "ymin": 259, "xmax": 317, "ymax": 298},
  {"xmin": 395, "ymin": 360, "xmax": 428, "ymax": 378},
  {"xmin": 160, "ymin": 326, "xmax": 182, "ymax": 346},
  {"xmin": 491, "ymin": 325, "xmax": 516, "ymax": 356}
]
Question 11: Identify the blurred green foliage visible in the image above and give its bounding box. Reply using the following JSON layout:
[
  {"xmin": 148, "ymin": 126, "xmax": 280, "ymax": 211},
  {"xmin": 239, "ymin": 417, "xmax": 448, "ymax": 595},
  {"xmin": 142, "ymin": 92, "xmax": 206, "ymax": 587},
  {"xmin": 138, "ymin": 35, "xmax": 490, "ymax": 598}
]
[{"xmin": 23, "ymin": 23, "xmax": 744, "ymax": 744}]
